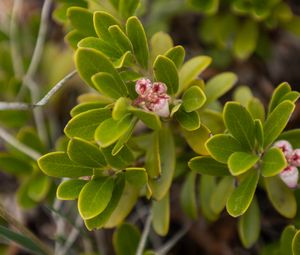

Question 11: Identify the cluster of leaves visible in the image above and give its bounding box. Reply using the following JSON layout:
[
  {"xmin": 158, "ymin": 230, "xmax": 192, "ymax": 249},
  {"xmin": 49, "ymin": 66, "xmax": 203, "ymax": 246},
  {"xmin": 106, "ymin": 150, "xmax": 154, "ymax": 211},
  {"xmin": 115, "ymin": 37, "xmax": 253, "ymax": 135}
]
[
  {"xmin": 189, "ymin": 0, "xmax": 300, "ymax": 63},
  {"xmin": 189, "ymin": 82, "xmax": 300, "ymax": 248},
  {"xmin": 39, "ymin": 0, "xmax": 239, "ymax": 239}
]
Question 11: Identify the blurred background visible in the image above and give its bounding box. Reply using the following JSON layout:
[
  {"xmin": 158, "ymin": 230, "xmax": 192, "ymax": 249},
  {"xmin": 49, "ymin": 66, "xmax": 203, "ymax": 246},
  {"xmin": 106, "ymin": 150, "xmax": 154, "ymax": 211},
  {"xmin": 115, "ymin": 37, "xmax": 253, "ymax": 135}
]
[{"xmin": 0, "ymin": 0, "xmax": 299, "ymax": 254}]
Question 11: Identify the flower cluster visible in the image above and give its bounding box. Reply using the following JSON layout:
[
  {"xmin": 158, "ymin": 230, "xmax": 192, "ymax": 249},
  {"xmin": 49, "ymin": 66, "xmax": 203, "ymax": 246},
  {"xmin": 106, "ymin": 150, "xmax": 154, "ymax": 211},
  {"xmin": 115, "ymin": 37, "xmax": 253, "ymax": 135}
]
[
  {"xmin": 273, "ymin": 140, "xmax": 300, "ymax": 188},
  {"xmin": 134, "ymin": 78, "xmax": 170, "ymax": 117}
]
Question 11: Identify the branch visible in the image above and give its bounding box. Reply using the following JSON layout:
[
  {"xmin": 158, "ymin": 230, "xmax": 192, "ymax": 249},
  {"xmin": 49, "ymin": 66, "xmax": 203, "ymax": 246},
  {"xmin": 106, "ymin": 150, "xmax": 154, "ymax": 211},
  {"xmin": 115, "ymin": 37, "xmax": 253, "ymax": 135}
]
[
  {"xmin": 24, "ymin": 0, "xmax": 52, "ymax": 80},
  {"xmin": 156, "ymin": 224, "xmax": 191, "ymax": 255},
  {"xmin": 0, "ymin": 70, "xmax": 77, "ymax": 110},
  {"xmin": 0, "ymin": 127, "xmax": 41, "ymax": 160},
  {"xmin": 35, "ymin": 70, "xmax": 77, "ymax": 106},
  {"xmin": 10, "ymin": 0, "xmax": 24, "ymax": 78},
  {"xmin": 136, "ymin": 213, "xmax": 152, "ymax": 255}
]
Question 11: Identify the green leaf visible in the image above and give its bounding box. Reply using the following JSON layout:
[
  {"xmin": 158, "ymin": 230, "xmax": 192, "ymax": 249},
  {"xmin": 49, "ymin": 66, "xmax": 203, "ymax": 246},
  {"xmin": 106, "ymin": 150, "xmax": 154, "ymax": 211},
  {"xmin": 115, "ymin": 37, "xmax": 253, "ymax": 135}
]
[
  {"xmin": 0, "ymin": 154, "xmax": 32, "ymax": 175},
  {"xmin": 152, "ymin": 192, "xmax": 170, "ymax": 236},
  {"xmin": 145, "ymin": 132, "xmax": 161, "ymax": 179},
  {"xmin": 75, "ymin": 48, "xmax": 126, "ymax": 90},
  {"xmin": 263, "ymin": 101, "xmax": 295, "ymax": 148},
  {"xmin": 92, "ymin": 72, "xmax": 126, "ymax": 99},
  {"xmin": 183, "ymin": 124, "xmax": 211, "ymax": 155},
  {"xmin": 233, "ymin": 86, "xmax": 253, "ymax": 106},
  {"xmin": 150, "ymin": 32, "xmax": 173, "ymax": 62},
  {"xmin": 149, "ymin": 128, "xmax": 175, "ymax": 200},
  {"xmin": 182, "ymin": 86, "xmax": 206, "ymax": 112},
  {"xmin": 233, "ymin": 21, "xmax": 258, "ymax": 60},
  {"xmin": 204, "ymin": 72, "xmax": 237, "ymax": 105},
  {"xmin": 67, "ymin": 138, "xmax": 107, "ymax": 168},
  {"xmin": 226, "ymin": 170, "xmax": 259, "ymax": 217},
  {"xmin": 38, "ymin": 152, "xmax": 93, "ymax": 178},
  {"xmin": 279, "ymin": 129, "xmax": 300, "ymax": 148},
  {"xmin": 104, "ymin": 182, "xmax": 139, "ymax": 228},
  {"xmin": 113, "ymin": 223, "xmax": 140, "ymax": 255},
  {"xmin": 57, "ymin": 179, "xmax": 87, "ymax": 200},
  {"xmin": 0, "ymin": 225, "xmax": 48, "ymax": 255},
  {"xmin": 254, "ymin": 119, "xmax": 264, "ymax": 148},
  {"xmin": 228, "ymin": 152, "xmax": 259, "ymax": 176},
  {"xmin": 175, "ymin": 108, "xmax": 200, "ymax": 131},
  {"xmin": 223, "ymin": 102, "xmax": 255, "ymax": 150},
  {"xmin": 189, "ymin": 0, "xmax": 219, "ymax": 14},
  {"xmin": 153, "ymin": 55, "xmax": 179, "ymax": 95},
  {"xmin": 65, "ymin": 30, "xmax": 85, "ymax": 49},
  {"xmin": 119, "ymin": 0, "xmax": 140, "ymax": 19},
  {"xmin": 95, "ymin": 114, "xmax": 133, "ymax": 148},
  {"xmin": 165, "ymin": 46, "xmax": 185, "ymax": 68},
  {"xmin": 292, "ymin": 230, "xmax": 300, "ymax": 255},
  {"xmin": 178, "ymin": 56, "xmax": 211, "ymax": 94},
  {"xmin": 67, "ymin": 7, "xmax": 96, "ymax": 36},
  {"xmin": 85, "ymin": 175, "xmax": 125, "ymax": 230},
  {"xmin": 206, "ymin": 134, "xmax": 243, "ymax": 163},
  {"xmin": 17, "ymin": 127, "xmax": 46, "ymax": 154},
  {"xmin": 238, "ymin": 197, "xmax": 261, "ymax": 248},
  {"xmin": 180, "ymin": 172, "xmax": 197, "ymax": 219},
  {"xmin": 108, "ymin": 25, "xmax": 133, "ymax": 53},
  {"xmin": 201, "ymin": 109, "xmax": 225, "ymax": 134},
  {"xmin": 280, "ymin": 225, "xmax": 297, "ymax": 255},
  {"xmin": 210, "ymin": 176, "xmax": 234, "ymax": 214},
  {"xmin": 199, "ymin": 175, "xmax": 219, "ymax": 221},
  {"xmin": 247, "ymin": 98, "xmax": 265, "ymax": 122},
  {"xmin": 70, "ymin": 102, "xmax": 110, "ymax": 117},
  {"xmin": 93, "ymin": 11, "xmax": 120, "ymax": 40},
  {"xmin": 27, "ymin": 174, "xmax": 50, "ymax": 202},
  {"xmin": 126, "ymin": 16, "xmax": 149, "ymax": 69},
  {"xmin": 261, "ymin": 147, "xmax": 287, "ymax": 177},
  {"xmin": 130, "ymin": 108, "xmax": 161, "ymax": 130},
  {"xmin": 17, "ymin": 181, "xmax": 37, "ymax": 209},
  {"xmin": 78, "ymin": 37, "xmax": 122, "ymax": 59},
  {"xmin": 112, "ymin": 97, "xmax": 130, "ymax": 120},
  {"xmin": 112, "ymin": 117, "xmax": 137, "ymax": 155},
  {"xmin": 269, "ymin": 82, "xmax": 292, "ymax": 113},
  {"xmin": 78, "ymin": 177, "xmax": 115, "ymax": 219},
  {"xmin": 189, "ymin": 156, "xmax": 229, "ymax": 176},
  {"xmin": 125, "ymin": 168, "xmax": 148, "ymax": 189},
  {"xmin": 64, "ymin": 108, "xmax": 111, "ymax": 141},
  {"xmin": 265, "ymin": 176, "xmax": 297, "ymax": 218},
  {"xmin": 101, "ymin": 145, "xmax": 135, "ymax": 169}
]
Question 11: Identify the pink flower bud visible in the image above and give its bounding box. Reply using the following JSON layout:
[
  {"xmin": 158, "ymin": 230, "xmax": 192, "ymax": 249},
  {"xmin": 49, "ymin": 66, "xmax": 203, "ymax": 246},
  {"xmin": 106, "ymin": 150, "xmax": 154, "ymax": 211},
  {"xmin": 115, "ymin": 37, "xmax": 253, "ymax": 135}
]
[
  {"xmin": 273, "ymin": 140, "xmax": 293, "ymax": 156},
  {"xmin": 150, "ymin": 98, "xmax": 170, "ymax": 118},
  {"xmin": 289, "ymin": 149, "xmax": 300, "ymax": 167},
  {"xmin": 135, "ymin": 78, "xmax": 152, "ymax": 96},
  {"xmin": 152, "ymin": 82, "xmax": 167, "ymax": 95},
  {"xmin": 279, "ymin": 166, "xmax": 299, "ymax": 188}
]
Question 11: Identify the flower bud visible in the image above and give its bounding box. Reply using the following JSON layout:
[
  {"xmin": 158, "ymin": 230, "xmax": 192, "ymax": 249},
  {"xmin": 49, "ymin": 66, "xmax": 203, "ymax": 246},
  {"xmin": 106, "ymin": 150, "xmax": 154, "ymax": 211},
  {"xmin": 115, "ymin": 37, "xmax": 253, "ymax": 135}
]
[
  {"xmin": 152, "ymin": 82, "xmax": 167, "ymax": 95},
  {"xmin": 135, "ymin": 78, "xmax": 152, "ymax": 96},
  {"xmin": 273, "ymin": 140, "xmax": 293, "ymax": 156},
  {"xmin": 150, "ymin": 98, "xmax": 170, "ymax": 118},
  {"xmin": 279, "ymin": 166, "xmax": 299, "ymax": 188},
  {"xmin": 289, "ymin": 149, "xmax": 300, "ymax": 167}
]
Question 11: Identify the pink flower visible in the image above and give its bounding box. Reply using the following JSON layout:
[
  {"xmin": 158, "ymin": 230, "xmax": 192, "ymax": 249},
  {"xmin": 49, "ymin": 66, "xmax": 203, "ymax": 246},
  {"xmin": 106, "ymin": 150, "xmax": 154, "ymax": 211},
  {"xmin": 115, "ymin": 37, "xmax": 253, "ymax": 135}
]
[
  {"xmin": 134, "ymin": 78, "xmax": 170, "ymax": 118},
  {"xmin": 135, "ymin": 78, "xmax": 152, "ymax": 97},
  {"xmin": 279, "ymin": 166, "xmax": 299, "ymax": 188},
  {"xmin": 289, "ymin": 149, "xmax": 300, "ymax": 167},
  {"xmin": 273, "ymin": 140, "xmax": 293, "ymax": 156}
]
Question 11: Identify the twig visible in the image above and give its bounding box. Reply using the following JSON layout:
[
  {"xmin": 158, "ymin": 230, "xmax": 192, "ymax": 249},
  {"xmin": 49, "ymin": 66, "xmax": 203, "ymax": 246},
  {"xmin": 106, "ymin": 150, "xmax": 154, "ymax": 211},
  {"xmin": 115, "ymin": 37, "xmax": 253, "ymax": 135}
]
[
  {"xmin": 9, "ymin": 0, "xmax": 24, "ymax": 78},
  {"xmin": 0, "ymin": 202, "xmax": 53, "ymax": 255},
  {"xmin": 35, "ymin": 70, "xmax": 77, "ymax": 106},
  {"xmin": 0, "ymin": 127, "xmax": 41, "ymax": 160},
  {"xmin": 156, "ymin": 224, "xmax": 191, "ymax": 255},
  {"xmin": 0, "ymin": 70, "xmax": 77, "ymax": 110},
  {"xmin": 53, "ymin": 199, "xmax": 65, "ymax": 254},
  {"xmin": 57, "ymin": 215, "xmax": 83, "ymax": 255},
  {"xmin": 136, "ymin": 213, "xmax": 152, "ymax": 255},
  {"xmin": 24, "ymin": 0, "xmax": 52, "ymax": 79}
]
